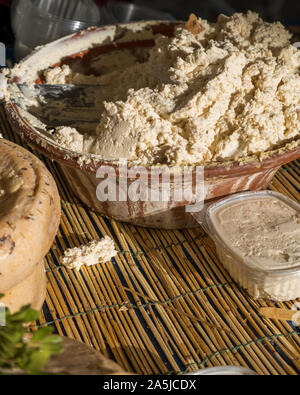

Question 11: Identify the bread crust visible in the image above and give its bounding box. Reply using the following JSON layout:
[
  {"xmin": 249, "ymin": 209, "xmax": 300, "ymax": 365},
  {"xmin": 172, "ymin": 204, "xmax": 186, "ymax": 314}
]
[
  {"xmin": 0, "ymin": 139, "xmax": 60, "ymax": 291},
  {"xmin": 44, "ymin": 337, "xmax": 133, "ymax": 375},
  {"xmin": 1, "ymin": 262, "xmax": 46, "ymax": 313}
]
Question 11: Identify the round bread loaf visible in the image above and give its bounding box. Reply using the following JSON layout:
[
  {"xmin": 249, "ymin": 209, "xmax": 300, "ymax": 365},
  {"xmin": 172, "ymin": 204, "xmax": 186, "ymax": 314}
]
[
  {"xmin": 44, "ymin": 337, "xmax": 135, "ymax": 375},
  {"xmin": 0, "ymin": 139, "xmax": 60, "ymax": 292},
  {"xmin": 0, "ymin": 262, "xmax": 46, "ymax": 313}
]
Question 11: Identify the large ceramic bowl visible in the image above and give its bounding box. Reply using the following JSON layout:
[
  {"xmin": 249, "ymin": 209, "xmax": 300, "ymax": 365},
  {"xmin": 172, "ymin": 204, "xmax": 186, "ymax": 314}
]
[{"xmin": 4, "ymin": 21, "xmax": 300, "ymax": 229}]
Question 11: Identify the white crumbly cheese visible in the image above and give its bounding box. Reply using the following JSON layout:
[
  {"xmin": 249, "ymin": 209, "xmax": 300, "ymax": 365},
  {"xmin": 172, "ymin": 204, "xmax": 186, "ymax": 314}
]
[
  {"xmin": 41, "ymin": 11, "xmax": 300, "ymax": 166},
  {"xmin": 292, "ymin": 311, "xmax": 300, "ymax": 326},
  {"xmin": 60, "ymin": 236, "xmax": 117, "ymax": 271},
  {"xmin": 44, "ymin": 64, "xmax": 73, "ymax": 84},
  {"xmin": 52, "ymin": 126, "xmax": 83, "ymax": 152},
  {"xmin": 291, "ymin": 302, "xmax": 300, "ymax": 326}
]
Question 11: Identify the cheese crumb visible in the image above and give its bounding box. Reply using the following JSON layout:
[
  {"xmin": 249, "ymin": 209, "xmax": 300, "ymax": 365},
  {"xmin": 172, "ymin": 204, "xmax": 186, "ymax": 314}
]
[
  {"xmin": 292, "ymin": 311, "xmax": 300, "ymax": 327},
  {"xmin": 60, "ymin": 236, "xmax": 117, "ymax": 271}
]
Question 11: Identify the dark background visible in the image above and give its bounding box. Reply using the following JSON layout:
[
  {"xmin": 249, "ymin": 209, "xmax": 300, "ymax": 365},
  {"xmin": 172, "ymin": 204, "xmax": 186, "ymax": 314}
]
[{"xmin": 1, "ymin": 0, "xmax": 300, "ymax": 46}]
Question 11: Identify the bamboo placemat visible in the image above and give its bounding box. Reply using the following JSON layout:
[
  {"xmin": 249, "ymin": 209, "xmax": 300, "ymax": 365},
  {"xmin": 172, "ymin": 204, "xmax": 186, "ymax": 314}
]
[{"xmin": 1, "ymin": 104, "xmax": 300, "ymax": 375}]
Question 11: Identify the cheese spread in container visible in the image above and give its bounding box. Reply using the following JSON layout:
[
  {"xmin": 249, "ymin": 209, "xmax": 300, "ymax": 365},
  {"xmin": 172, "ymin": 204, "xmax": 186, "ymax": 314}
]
[{"xmin": 195, "ymin": 191, "xmax": 300, "ymax": 301}]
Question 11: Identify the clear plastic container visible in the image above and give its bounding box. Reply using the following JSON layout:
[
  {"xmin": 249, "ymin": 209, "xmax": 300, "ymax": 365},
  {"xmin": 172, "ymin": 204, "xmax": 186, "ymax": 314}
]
[
  {"xmin": 192, "ymin": 191, "xmax": 300, "ymax": 301},
  {"xmin": 11, "ymin": 0, "xmax": 101, "ymax": 60},
  {"xmin": 187, "ymin": 366, "xmax": 258, "ymax": 375},
  {"xmin": 99, "ymin": 1, "xmax": 175, "ymax": 25}
]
